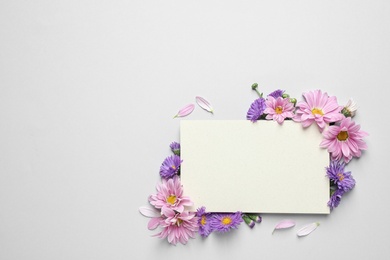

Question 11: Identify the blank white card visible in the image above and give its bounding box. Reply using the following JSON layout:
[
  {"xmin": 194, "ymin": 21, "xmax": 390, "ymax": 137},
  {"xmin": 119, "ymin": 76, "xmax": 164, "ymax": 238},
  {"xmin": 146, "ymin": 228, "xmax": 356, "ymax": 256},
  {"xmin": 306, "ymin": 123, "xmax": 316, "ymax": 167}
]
[{"xmin": 180, "ymin": 120, "xmax": 330, "ymax": 214}]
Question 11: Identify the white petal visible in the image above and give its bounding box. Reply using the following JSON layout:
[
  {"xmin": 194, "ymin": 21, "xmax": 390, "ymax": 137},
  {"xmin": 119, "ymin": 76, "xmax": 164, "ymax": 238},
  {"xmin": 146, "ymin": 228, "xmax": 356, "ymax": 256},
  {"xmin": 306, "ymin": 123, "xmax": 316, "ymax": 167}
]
[
  {"xmin": 297, "ymin": 222, "xmax": 320, "ymax": 237},
  {"xmin": 196, "ymin": 96, "xmax": 214, "ymax": 113},
  {"xmin": 139, "ymin": 206, "xmax": 161, "ymax": 218}
]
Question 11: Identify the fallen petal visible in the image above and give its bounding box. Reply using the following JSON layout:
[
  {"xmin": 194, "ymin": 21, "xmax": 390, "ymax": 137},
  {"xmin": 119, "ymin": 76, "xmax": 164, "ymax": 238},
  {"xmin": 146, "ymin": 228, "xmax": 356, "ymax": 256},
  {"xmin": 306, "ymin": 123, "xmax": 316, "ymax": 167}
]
[
  {"xmin": 272, "ymin": 219, "xmax": 295, "ymax": 234},
  {"xmin": 139, "ymin": 206, "xmax": 161, "ymax": 218},
  {"xmin": 196, "ymin": 96, "xmax": 214, "ymax": 113},
  {"xmin": 174, "ymin": 104, "xmax": 195, "ymax": 118},
  {"xmin": 297, "ymin": 222, "xmax": 320, "ymax": 237}
]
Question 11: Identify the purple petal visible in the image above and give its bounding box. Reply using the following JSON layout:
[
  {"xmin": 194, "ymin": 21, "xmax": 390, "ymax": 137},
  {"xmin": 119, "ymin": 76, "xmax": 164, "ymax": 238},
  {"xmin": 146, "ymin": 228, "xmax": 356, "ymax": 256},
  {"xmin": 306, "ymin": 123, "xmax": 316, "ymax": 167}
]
[
  {"xmin": 174, "ymin": 104, "xmax": 195, "ymax": 118},
  {"xmin": 196, "ymin": 96, "xmax": 214, "ymax": 113}
]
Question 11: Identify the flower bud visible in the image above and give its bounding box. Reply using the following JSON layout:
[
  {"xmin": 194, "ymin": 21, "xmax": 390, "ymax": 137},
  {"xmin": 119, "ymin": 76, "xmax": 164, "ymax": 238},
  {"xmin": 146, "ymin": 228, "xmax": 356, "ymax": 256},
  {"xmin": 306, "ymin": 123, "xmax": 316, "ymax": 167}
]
[{"xmin": 242, "ymin": 214, "xmax": 255, "ymax": 228}]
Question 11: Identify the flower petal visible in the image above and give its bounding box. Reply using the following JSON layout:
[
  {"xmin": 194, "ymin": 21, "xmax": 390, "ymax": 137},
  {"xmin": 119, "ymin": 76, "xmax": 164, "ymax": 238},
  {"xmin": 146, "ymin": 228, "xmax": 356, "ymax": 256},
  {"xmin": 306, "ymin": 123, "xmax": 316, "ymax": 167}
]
[
  {"xmin": 148, "ymin": 217, "xmax": 161, "ymax": 230},
  {"xmin": 174, "ymin": 104, "xmax": 195, "ymax": 118},
  {"xmin": 139, "ymin": 206, "xmax": 161, "ymax": 218},
  {"xmin": 297, "ymin": 222, "xmax": 320, "ymax": 237},
  {"xmin": 272, "ymin": 219, "xmax": 296, "ymax": 234},
  {"xmin": 196, "ymin": 96, "xmax": 214, "ymax": 113}
]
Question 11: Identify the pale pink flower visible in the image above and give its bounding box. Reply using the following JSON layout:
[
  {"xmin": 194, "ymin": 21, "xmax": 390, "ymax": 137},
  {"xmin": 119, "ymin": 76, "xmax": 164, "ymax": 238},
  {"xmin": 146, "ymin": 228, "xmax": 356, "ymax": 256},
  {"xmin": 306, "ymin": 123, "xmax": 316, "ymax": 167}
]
[
  {"xmin": 320, "ymin": 117, "xmax": 368, "ymax": 163},
  {"xmin": 264, "ymin": 96, "xmax": 295, "ymax": 124},
  {"xmin": 149, "ymin": 175, "xmax": 193, "ymax": 213},
  {"xmin": 294, "ymin": 90, "xmax": 344, "ymax": 132},
  {"xmin": 153, "ymin": 208, "xmax": 199, "ymax": 245}
]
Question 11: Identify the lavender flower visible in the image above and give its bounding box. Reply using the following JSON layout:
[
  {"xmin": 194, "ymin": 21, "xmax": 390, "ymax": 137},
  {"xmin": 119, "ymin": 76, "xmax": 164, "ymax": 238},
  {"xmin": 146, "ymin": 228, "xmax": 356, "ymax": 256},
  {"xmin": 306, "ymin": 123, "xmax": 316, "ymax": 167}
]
[
  {"xmin": 328, "ymin": 189, "xmax": 344, "ymax": 210},
  {"xmin": 196, "ymin": 207, "xmax": 213, "ymax": 237},
  {"xmin": 210, "ymin": 212, "xmax": 243, "ymax": 233},
  {"xmin": 246, "ymin": 98, "xmax": 266, "ymax": 122},
  {"xmin": 326, "ymin": 160, "xmax": 356, "ymax": 192},
  {"xmin": 268, "ymin": 89, "xmax": 285, "ymax": 99},
  {"xmin": 159, "ymin": 155, "xmax": 182, "ymax": 179},
  {"xmin": 169, "ymin": 142, "xmax": 180, "ymax": 156}
]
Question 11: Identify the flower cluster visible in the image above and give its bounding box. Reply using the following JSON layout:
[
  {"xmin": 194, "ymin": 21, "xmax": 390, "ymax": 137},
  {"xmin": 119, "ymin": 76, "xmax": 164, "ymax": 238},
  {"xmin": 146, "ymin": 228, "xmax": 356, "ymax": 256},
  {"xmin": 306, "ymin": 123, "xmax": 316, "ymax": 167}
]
[
  {"xmin": 141, "ymin": 142, "xmax": 260, "ymax": 245},
  {"xmin": 146, "ymin": 175, "xmax": 198, "ymax": 245},
  {"xmin": 140, "ymin": 84, "xmax": 369, "ymax": 245},
  {"xmin": 247, "ymin": 84, "xmax": 368, "ymax": 210}
]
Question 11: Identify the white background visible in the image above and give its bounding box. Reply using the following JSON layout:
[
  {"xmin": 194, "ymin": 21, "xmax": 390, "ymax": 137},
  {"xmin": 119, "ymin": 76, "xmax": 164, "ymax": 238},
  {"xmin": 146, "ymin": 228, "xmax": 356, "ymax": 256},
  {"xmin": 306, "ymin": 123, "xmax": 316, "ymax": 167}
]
[{"xmin": 1, "ymin": 1, "xmax": 389, "ymax": 259}]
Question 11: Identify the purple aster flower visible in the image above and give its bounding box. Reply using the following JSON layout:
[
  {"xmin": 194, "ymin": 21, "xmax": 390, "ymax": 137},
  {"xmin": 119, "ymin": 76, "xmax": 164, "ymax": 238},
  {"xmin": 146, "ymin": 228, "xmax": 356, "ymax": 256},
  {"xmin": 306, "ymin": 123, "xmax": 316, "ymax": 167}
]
[
  {"xmin": 246, "ymin": 98, "xmax": 266, "ymax": 122},
  {"xmin": 267, "ymin": 89, "xmax": 285, "ymax": 99},
  {"xmin": 210, "ymin": 212, "xmax": 243, "ymax": 233},
  {"xmin": 159, "ymin": 155, "xmax": 182, "ymax": 179},
  {"xmin": 169, "ymin": 142, "xmax": 180, "ymax": 156},
  {"xmin": 326, "ymin": 160, "xmax": 356, "ymax": 192},
  {"xmin": 328, "ymin": 189, "xmax": 344, "ymax": 210},
  {"xmin": 196, "ymin": 207, "xmax": 213, "ymax": 238}
]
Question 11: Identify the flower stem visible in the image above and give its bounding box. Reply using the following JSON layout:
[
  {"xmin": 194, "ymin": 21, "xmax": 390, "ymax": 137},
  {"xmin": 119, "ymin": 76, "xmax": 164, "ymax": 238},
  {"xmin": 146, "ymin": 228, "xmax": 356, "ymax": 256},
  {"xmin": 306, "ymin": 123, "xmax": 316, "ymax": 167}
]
[{"xmin": 251, "ymin": 83, "xmax": 263, "ymax": 98}]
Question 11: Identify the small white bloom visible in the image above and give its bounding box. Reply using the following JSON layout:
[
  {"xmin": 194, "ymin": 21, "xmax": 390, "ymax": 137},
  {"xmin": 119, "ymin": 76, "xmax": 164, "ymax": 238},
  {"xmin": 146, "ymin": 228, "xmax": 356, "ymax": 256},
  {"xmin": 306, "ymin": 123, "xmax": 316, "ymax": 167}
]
[{"xmin": 343, "ymin": 98, "xmax": 357, "ymax": 117}]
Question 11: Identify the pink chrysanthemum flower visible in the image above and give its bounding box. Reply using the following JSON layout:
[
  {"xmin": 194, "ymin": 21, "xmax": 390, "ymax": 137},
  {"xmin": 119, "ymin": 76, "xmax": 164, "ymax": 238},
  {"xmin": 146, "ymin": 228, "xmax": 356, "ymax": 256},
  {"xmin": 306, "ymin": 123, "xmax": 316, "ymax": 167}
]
[
  {"xmin": 294, "ymin": 90, "xmax": 344, "ymax": 131},
  {"xmin": 264, "ymin": 96, "xmax": 295, "ymax": 124},
  {"xmin": 320, "ymin": 117, "xmax": 368, "ymax": 163},
  {"xmin": 149, "ymin": 176, "xmax": 193, "ymax": 213},
  {"xmin": 154, "ymin": 208, "xmax": 199, "ymax": 245}
]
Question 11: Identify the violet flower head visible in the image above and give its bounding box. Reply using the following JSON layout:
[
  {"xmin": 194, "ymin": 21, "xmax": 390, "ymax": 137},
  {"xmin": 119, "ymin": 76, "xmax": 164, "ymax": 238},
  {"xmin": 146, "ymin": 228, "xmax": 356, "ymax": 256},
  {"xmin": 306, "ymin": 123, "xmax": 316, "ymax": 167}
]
[
  {"xmin": 246, "ymin": 98, "xmax": 266, "ymax": 122},
  {"xmin": 267, "ymin": 89, "xmax": 285, "ymax": 99},
  {"xmin": 210, "ymin": 212, "xmax": 243, "ymax": 233},
  {"xmin": 170, "ymin": 142, "xmax": 180, "ymax": 156},
  {"xmin": 328, "ymin": 189, "xmax": 344, "ymax": 210},
  {"xmin": 326, "ymin": 160, "xmax": 356, "ymax": 192},
  {"xmin": 196, "ymin": 207, "xmax": 213, "ymax": 238},
  {"xmin": 159, "ymin": 155, "xmax": 182, "ymax": 179}
]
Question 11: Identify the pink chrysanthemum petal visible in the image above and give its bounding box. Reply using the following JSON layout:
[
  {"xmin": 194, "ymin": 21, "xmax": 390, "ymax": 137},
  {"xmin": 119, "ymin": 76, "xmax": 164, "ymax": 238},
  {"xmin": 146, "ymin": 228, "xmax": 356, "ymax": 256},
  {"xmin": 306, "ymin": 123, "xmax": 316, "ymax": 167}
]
[
  {"xmin": 320, "ymin": 117, "xmax": 368, "ymax": 163},
  {"xmin": 295, "ymin": 90, "xmax": 343, "ymax": 132},
  {"xmin": 149, "ymin": 176, "xmax": 193, "ymax": 213},
  {"xmin": 264, "ymin": 96, "xmax": 295, "ymax": 124}
]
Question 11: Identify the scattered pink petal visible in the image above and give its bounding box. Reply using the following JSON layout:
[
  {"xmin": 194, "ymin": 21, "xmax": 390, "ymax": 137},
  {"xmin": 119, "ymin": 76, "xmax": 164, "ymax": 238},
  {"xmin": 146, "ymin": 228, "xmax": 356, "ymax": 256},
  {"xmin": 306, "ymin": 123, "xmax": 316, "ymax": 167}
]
[
  {"xmin": 196, "ymin": 96, "xmax": 214, "ymax": 113},
  {"xmin": 173, "ymin": 104, "xmax": 195, "ymax": 118},
  {"xmin": 272, "ymin": 219, "xmax": 296, "ymax": 234},
  {"xmin": 297, "ymin": 222, "xmax": 320, "ymax": 237},
  {"xmin": 139, "ymin": 206, "xmax": 161, "ymax": 218}
]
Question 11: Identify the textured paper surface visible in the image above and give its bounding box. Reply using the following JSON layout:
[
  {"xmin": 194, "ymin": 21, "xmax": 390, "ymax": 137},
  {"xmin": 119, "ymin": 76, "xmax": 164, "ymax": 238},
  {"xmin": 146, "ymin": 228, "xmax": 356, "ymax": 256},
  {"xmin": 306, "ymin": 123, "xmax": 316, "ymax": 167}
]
[{"xmin": 180, "ymin": 120, "xmax": 330, "ymax": 214}]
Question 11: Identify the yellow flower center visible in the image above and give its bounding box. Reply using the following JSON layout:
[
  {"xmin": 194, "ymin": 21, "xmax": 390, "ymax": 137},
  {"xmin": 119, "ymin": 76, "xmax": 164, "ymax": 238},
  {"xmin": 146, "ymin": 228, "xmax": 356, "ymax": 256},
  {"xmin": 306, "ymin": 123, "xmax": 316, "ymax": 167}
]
[
  {"xmin": 221, "ymin": 217, "xmax": 232, "ymax": 225},
  {"xmin": 312, "ymin": 108, "xmax": 324, "ymax": 116},
  {"xmin": 201, "ymin": 216, "xmax": 207, "ymax": 226},
  {"xmin": 171, "ymin": 165, "xmax": 176, "ymax": 170},
  {"xmin": 337, "ymin": 131, "xmax": 349, "ymax": 141},
  {"xmin": 166, "ymin": 195, "xmax": 177, "ymax": 205},
  {"xmin": 275, "ymin": 106, "xmax": 283, "ymax": 114},
  {"xmin": 176, "ymin": 218, "xmax": 183, "ymax": 226},
  {"xmin": 337, "ymin": 173, "xmax": 344, "ymax": 181}
]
